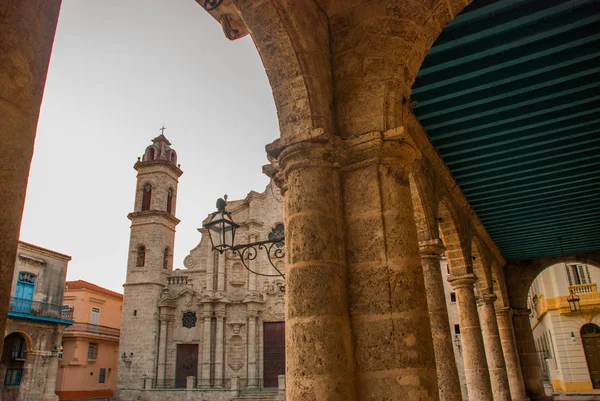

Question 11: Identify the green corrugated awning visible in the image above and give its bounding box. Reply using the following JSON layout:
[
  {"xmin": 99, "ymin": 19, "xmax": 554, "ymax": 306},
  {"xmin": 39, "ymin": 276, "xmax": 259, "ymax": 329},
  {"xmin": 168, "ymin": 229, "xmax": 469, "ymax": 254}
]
[{"xmin": 412, "ymin": 0, "xmax": 600, "ymax": 261}]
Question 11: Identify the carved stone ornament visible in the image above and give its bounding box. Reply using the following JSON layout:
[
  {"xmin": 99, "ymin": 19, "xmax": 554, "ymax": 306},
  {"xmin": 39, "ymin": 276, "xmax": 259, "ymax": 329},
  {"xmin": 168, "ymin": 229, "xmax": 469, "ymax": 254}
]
[
  {"xmin": 227, "ymin": 335, "xmax": 245, "ymax": 372},
  {"xmin": 183, "ymin": 255, "xmax": 195, "ymax": 268},
  {"xmin": 182, "ymin": 312, "xmax": 197, "ymax": 328},
  {"xmin": 263, "ymin": 279, "xmax": 285, "ymax": 295},
  {"xmin": 228, "ymin": 322, "xmax": 245, "ymax": 334}
]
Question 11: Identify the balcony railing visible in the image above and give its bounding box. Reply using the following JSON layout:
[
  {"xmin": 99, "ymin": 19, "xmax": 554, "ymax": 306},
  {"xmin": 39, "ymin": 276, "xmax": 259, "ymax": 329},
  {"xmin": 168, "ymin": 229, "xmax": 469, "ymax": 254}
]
[
  {"xmin": 569, "ymin": 283, "xmax": 597, "ymax": 294},
  {"xmin": 9, "ymin": 297, "xmax": 73, "ymax": 321},
  {"xmin": 64, "ymin": 322, "xmax": 120, "ymax": 338}
]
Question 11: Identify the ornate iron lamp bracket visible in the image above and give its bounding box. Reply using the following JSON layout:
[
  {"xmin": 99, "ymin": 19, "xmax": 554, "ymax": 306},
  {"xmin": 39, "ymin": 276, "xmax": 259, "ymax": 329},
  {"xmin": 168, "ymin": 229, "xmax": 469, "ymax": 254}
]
[{"xmin": 230, "ymin": 225, "xmax": 285, "ymax": 291}]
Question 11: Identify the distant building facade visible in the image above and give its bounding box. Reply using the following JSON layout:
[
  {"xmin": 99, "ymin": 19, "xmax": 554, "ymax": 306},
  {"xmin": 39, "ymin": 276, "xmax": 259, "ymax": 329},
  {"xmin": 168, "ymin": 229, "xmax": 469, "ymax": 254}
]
[
  {"xmin": 116, "ymin": 136, "xmax": 286, "ymax": 401},
  {"xmin": 440, "ymin": 257, "xmax": 469, "ymax": 400},
  {"xmin": 0, "ymin": 241, "xmax": 73, "ymax": 401},
  {"xmin": 528, "ymin": 261, "xmax": 600, "ymax": 393},
  {"xmin": 56, "ymin": 280, "xmax": 123, "ymax": 400}
]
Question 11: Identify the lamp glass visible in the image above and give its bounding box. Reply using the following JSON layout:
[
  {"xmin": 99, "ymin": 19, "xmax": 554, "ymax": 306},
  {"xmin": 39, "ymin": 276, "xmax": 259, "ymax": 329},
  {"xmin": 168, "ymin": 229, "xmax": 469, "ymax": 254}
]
[{"xmin": 203, "ymin": 211, "xmax": 238, "ymax": 252}]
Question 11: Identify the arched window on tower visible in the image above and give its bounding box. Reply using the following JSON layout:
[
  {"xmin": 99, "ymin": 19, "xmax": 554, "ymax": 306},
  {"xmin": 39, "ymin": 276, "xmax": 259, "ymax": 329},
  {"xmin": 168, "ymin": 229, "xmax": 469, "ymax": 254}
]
[
  {"xmin": 163, "ymin": 247, "xmax": 170, "ymax": 269},
  {"xmin": 167, "ymin": 188, "xmax": 173, "ymax": 214},
  {"xmin": 136, "ymin": 245, "xmax": 146, "ymax": 267},
  {"xmin": 142, "ymin": 184, "xmax": 152, "ymax": 211}
]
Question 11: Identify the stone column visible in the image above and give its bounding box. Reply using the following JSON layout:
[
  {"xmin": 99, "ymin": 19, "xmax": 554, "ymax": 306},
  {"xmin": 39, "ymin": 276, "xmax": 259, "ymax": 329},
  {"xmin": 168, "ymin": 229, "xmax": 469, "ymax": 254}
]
[
  {"xmin": 274, "ymin": 134, "xmax": 356, "ymax": 401},
  {"xmin": 513, "ymin": 308, "xmax": 546, "ymax": 400},
  {"xmin": 247, "ymin": 309, "xmax": 258, "ymax": 388},
  {"xmin": 419, "ymin": 239, "xmax": 462, "ymax": 401},
  {"xmin": 41, "ymin": 356, "xmax": 60, "ymax": 401},
  {"xmin": 157, "ymin": 317, "xmax": 169, "ymax": 383},
  {"xmin": 201, "ymin": 307, "xmax": 212, "ymax": 385},
  {"xmin": 342, "ymin": 130, "xmax": 438, "ymax": 400},
  {"xmin": 477, "ymin": 294, "xmax": 511, "ymax": 401},
  {"xmin": 448, "ymin": 274, "xmax": 494, "ymax": 401},
  {"xmin": 214, "ymin": 308, "xmax": 225, "ymax": 387},
  {"xmin": 496, "ymin": 308, "xmax": 529, "ymax": 401},
  {"xmin": 0, "ymin": 0, "xmax": 61, "ymax": 358}
]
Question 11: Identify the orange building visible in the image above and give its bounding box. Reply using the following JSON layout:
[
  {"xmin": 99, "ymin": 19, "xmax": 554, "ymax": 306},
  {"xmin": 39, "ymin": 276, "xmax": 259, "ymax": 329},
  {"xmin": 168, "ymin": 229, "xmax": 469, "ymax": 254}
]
[{"xmin": 56, "ymin": 281, "xmax": 123, "ymax": 400}]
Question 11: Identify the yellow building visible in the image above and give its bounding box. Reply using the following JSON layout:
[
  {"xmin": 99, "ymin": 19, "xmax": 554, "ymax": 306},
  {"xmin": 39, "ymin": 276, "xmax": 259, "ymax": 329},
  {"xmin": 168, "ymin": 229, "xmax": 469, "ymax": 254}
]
[
  {"xmin": 528, "ymin": 261, "xmax": 600, "ymax": 394},
  {"xmin": 56, "ymin": 281, "xmax": 123, "ymax": 400}
]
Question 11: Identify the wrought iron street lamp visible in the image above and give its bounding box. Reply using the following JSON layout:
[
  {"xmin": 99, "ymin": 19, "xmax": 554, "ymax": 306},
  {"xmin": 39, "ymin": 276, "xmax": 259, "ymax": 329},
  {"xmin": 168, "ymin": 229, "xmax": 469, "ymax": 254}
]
[
  {"xmin": 204, "ymin": 196, "xmax": 286, "ymax": 291},
  {"xmin": 42, "ymin": 345, "xmax": 63, "ymax": 364},
  {"xmin": 567, "ymin": 291, "xmax": 581, "ymax": 313}
]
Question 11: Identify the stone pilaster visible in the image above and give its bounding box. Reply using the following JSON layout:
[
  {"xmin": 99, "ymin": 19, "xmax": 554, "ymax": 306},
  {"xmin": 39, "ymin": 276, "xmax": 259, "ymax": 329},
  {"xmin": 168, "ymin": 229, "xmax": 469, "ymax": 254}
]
[
  {"xmin": 272, "ymin": 132, "xmax": 356, "ymax": 401},
  {"xmin": 448, "ymin": 274, "xmax": 494, "ymax": 401},
  {"xmin": 214, "ymin": 307, "xmax": 226, "ymax": 387},
  {"xmin": 201, "ymin": 307, "xmax": 212, "ymax": 385},
  {"xmin": 496, "ymin": 308, "xmax": 529, "ymax": 401},
  {"xmin": 342, "ymin": 129, "xmax": 438, "ymax": 400},
  {"xmin": 419, "ymin": 239, "xmax": 462, "ymax": 401},
  {"xmin": 513, "ymin": 308, "xmax": 546, "ymax": 400},
  {"xmin": 248, "ymin": 234, "xmax": 258, "ymax": 293},
  {"xmin": 217, "ymin": 252, "xmax": 226, "ymax": 294},
  {"xmin": 477, "ymin": 294, "xmax": 511, "ymax": 401},
  {"xmin": 157, "ymin": 316, "xmax": 170, "ymax": 383},
  {"xmin": 247, "ymin": 309, "xmax": 258, "ymax": 388},
  {"xmin": 42, "ymin": 353, "xmax": 60, "ymax": 401}
]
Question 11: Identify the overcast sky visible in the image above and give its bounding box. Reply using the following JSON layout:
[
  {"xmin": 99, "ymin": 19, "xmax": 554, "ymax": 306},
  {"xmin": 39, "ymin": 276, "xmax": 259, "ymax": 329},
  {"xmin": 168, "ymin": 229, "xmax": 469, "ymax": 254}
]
[{"xmin": 20, "ymin": 0, "xmax": 279, "ymax": 293}]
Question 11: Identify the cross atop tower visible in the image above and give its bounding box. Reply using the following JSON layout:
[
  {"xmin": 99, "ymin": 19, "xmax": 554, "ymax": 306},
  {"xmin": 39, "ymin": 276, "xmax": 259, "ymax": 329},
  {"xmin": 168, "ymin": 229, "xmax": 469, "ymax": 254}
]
[{"xmin": 159, "ymin": 125, "xmax": 166, "ymax": 135}]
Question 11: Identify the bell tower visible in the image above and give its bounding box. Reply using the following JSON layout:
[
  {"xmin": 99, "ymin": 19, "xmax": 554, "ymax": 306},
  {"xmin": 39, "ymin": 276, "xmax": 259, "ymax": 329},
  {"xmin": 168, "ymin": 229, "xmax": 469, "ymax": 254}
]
[{"xmin": 117, "ymin": 131, "xmax": 183, "ymax": 399}]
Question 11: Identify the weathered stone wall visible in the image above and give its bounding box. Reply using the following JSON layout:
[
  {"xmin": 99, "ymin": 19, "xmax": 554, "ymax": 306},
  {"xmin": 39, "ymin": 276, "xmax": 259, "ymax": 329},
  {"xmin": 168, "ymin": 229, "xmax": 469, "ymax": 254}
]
[
  {"xmin": 0, "ymin": 0, "xmax": 62, "ymax": 358},
  {"xmin": 1, "ymin": 242, "xmax": 70, "ymax": 401}
]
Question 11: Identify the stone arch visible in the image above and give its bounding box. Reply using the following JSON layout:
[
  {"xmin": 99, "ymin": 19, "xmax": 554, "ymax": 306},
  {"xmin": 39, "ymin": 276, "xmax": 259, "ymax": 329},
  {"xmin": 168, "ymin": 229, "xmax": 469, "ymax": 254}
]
[
  {"xmin": 491, "ymin": 262, "xmax": 510, "ymax": 309},
  {"xmin": 506, "ymin": 251, "xmax": 600, "ymax": 309},
  {"xmin": 202, "ymin": 0, "xmax": 473, "ymax": 140},
  {"xmin": 408, "ymin": 169, "xmax": 438, "ymax": 242},
  {"xmin": 471, "ymin": 236, "xmax": 493, "ymax": 294},
  {"xmin": 5, "ymin": 330, "xmax": 34, "ymax": 352},
  {"xmin": 204, "ymin": 0, "xmax": 334, "ymax": 141},
  {"xmin": 437, "ymin": 198, "xmax": 469, "ymax": 276}
]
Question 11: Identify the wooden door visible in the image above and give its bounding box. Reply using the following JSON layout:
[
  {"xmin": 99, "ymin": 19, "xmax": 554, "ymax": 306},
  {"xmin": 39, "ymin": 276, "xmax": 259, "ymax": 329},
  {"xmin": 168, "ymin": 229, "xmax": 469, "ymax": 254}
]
[
  {"xmin": 263, "ymin": 322, "xmax": 285, "ymax": 388},
  {"xmin": 583, "ymin": 334, "xmax": 600, "ymax": 389},
  {"xmin": 176, "ymin": 344, "xmax": 198, "ymax": 388}
]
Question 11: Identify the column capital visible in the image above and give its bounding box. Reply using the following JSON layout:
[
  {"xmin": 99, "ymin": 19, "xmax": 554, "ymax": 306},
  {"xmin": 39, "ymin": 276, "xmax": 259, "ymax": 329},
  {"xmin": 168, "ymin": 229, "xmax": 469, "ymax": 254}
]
[
  {"xmin": 159, "ymin": 314, "xmax": 175, "ymax": 322},
  {"xmin": 419, "ymin": 238, "xmax": 445, "ymax": 258},
  {"xmin": 495, "ymin": 307, "xmax": 512, "ymax": 318},
  {"xmin": 339, "ymin": 127, "xmax": 419, "ymax": 172},
  {"xmin": 476, "ymin": 293, "xmax": 497, "ymax": 306},
  {"xmin": 447, "ymin": 273, "xmax": 477, "ymax": 289},
  {"xmin": 264, "ymin": 128, "xmax": 338, "ymax": 193}
]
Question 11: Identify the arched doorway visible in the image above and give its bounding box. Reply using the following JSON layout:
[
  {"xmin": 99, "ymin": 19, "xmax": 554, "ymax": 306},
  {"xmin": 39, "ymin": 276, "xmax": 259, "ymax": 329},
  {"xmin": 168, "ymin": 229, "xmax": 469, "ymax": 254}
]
[
  {"xmin": 1, "ymin": 332, "xmax": 27, "ymax": 396},
  {"xmin": 581, "ymin": 323, "xmax": 600, "ymax": 389}
]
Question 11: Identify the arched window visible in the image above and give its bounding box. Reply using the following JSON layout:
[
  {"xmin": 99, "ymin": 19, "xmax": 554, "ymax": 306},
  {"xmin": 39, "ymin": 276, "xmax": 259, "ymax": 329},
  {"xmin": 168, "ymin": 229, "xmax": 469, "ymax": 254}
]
[
  {"xmin": 142, "ymin": 184, "xmax": 152, "ymax": 211},
  {"xmin": 167, "ymin": 188, "xmax": 173, "ymax": 214},
  {"xmin": 136, "ymin": 245, "xmax": 146, "ymax": 267},
  {"xmin": 163, "ymin": 247, "xmax": 170, "ymax": 269}
]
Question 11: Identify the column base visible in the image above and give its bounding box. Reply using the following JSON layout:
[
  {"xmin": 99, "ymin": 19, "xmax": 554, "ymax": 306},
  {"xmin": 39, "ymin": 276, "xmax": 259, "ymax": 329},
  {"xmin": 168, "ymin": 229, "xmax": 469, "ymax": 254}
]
[{"xmin": 40, "ymin": 395, "xmax": 59, "ymax": 401}]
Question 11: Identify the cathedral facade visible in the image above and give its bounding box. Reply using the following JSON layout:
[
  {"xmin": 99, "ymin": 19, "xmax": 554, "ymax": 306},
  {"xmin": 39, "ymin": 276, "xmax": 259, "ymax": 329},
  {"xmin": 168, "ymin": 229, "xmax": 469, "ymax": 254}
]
[{"xmin": 116, "ymin": 136, "xmax": 286, "ymax": 401}]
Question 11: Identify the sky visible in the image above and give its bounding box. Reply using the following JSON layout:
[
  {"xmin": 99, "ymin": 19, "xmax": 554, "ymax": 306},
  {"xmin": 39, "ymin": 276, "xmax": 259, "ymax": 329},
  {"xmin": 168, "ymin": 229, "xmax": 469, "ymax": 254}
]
[{"xmin": 20, "ymin": 0, "xmax": 279, "ymax": 293}]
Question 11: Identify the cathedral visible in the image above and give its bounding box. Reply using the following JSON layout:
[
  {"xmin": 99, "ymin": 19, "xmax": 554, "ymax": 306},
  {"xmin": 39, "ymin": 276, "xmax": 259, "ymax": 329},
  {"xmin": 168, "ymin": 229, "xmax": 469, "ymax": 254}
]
[{"xmin": 116, "ymin": 135, "xmax": 286, "ymax": 401}]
